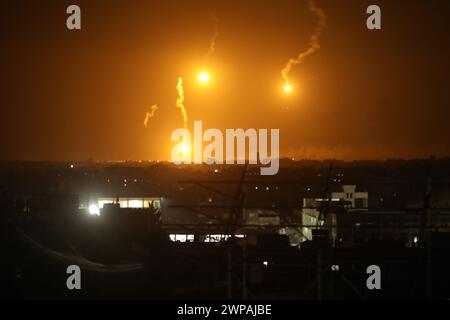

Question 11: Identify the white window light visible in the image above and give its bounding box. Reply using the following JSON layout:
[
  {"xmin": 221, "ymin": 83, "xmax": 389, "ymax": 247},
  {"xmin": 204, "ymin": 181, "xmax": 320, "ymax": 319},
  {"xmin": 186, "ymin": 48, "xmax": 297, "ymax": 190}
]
[{"xmin": 89, "ymin": 204, "xmax": 100, "ymax": 215}]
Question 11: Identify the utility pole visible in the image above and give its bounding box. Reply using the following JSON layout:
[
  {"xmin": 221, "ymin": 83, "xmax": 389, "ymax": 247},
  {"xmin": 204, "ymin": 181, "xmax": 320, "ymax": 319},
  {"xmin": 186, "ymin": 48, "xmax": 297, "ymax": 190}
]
[
  {"xmin": 242, "ymin": 237, "xmax": 247, "ymax": 299},
  {"xmin": 317, "ymin": 164, "xmax": 333, "ymax": 228},
  {"xmin": 317, "ymin": 246, "xmax": 322, "ymax": 300},
  {"xmin": 316, "ymin": 164, "xmax": 333, "ymax": 300},
  {"xmin": 227, "ymin": 164, "xmax": 248, "ymax": 299},
  {"xmin": 421, "ymin": 157, "xmax": 433, "ymax": 299},
  {"xmin": 227, "ymin": 247, "xmax": 232, "ymax": 299}
]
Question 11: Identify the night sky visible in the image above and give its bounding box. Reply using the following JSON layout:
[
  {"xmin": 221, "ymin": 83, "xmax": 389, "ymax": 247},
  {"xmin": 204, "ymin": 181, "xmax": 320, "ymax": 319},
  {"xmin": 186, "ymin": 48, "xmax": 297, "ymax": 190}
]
[{"xmin": 1, "ymin": 0, "xmax": 450, "ymax": 161}]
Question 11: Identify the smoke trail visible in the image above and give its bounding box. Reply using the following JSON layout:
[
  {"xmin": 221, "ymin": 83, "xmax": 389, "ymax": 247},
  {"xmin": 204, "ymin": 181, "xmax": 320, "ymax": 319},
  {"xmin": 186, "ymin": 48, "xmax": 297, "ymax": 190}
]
[
  {"xmin": 204, "ymin": 15, "xmax": 219, "ymax": 63},
  {"xmin": 281, "ymin": 0, "xmax": 327, "ymax": 85},
  {"xmin": 176, "ymin": 77, "xmax": 187, "ymax": 129},
  {"xmin": 143, "ymin": 104, "xmax": 158, "ymax": 128}
]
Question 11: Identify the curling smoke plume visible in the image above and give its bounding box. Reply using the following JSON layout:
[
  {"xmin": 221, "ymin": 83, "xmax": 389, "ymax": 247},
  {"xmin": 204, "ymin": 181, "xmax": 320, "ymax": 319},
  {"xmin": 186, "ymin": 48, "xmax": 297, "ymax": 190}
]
[
  {"xmin": 281, "ymin": 0, "xmax": 327, "ymax": 85},
  {"xmin": 143, "ymin": 104, "xmax": 158, "ymax": 128},
  {"xmin": 176, "ymin": 77, "xmax": 188, "ymax": 129},
  {"xmin": 204, "ymin": 15, "xmax": 219, "ymax": 63}
]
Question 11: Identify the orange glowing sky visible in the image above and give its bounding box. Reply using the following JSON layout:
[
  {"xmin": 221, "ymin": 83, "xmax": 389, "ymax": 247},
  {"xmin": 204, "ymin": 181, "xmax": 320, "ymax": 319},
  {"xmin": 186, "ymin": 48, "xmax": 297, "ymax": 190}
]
[{"xmin": 1, "ymin": 0, "xmax": 450, "ymax": 161}]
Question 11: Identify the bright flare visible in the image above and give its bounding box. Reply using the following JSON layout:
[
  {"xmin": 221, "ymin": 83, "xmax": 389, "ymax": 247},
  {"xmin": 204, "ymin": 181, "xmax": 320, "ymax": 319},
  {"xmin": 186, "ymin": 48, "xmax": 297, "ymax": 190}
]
[
  {"xmin": 284, "ymin": 83, "xmax": 292, "ymax": 94},
  {"xmin": 181, "ymin": 142, "xmax": 190, "ymax": 156},
  {"xmin": 198, "ymin": 71, "xmax": 210, "ymax": 84}
]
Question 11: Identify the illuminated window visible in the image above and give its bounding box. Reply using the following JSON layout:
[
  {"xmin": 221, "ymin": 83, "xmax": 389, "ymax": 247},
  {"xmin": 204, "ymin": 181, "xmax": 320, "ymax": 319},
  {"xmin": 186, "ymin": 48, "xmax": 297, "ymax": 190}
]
[
  {"xmin": 169, "ymin": 234, "xmax": 195, "ymax": 242},
  {"xmin": 119, "ymin": 200, "xmax": 128, "ymax": 208},
  {"xmin": 204, "ymin": 234, "xmax": 244, "ymax": 242},
  {"xmin": 128, "ymin": 200, "xmax": 144, "ymax": 208},
  {"xmin": 144, "ymin": 200, "xmax": 160, "ymax": 208},
  {"xmin": 89, "ymin": 205, "xmax": 100, "ymax": 215}
]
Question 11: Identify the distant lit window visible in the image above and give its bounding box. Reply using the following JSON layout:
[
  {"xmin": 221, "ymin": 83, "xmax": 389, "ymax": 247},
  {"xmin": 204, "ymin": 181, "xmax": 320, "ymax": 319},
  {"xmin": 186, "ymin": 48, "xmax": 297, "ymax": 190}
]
[
  {"xmin": 205, "ymin": 234, "xmax": 224, "ymax": 242},
  {"xmin": 169, "ymin": 234, "xmax": 194, "ymax": 242},
  {"xmin": 128, "ymin": 200, "xmax": 144, "ymax": 208},
  {"xmin": 204, "ymin": 234, "xmax": 244, "ymax": 242},
  {"xmin": 119, "ymin": 200, "xmax": 128, "ymax": 208},
  {"xmin": 89, "ymin": 205, "xmax": 100, "ymax": 215},
  {"xmin": 145, "ymin": 200, "xmax": 160, "ymax": 208}
]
